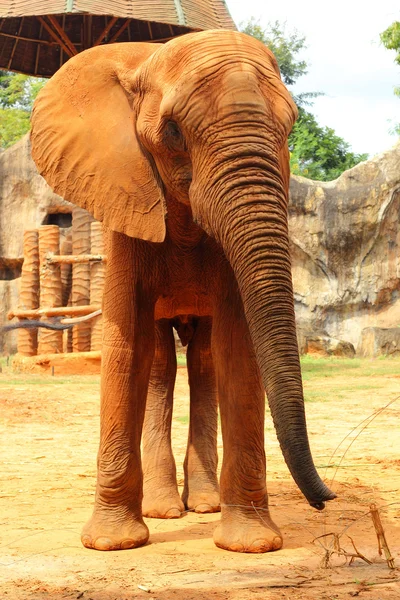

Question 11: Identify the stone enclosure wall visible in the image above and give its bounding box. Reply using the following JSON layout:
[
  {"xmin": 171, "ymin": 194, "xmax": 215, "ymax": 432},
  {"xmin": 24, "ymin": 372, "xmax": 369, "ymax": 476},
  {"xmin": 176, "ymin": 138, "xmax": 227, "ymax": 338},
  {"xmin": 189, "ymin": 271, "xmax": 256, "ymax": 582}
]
[{"xmin": 1, "ymin": 134, "xmax": 400, "ymax": 356}]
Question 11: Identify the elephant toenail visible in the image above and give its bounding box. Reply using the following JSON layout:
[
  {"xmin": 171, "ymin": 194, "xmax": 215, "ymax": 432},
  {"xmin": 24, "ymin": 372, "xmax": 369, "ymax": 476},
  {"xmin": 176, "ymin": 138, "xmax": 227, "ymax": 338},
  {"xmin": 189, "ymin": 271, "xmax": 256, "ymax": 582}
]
[
  {"xmin": 272, "ymin": 536, "xmax": 283, "ymax": 550},
  {"xmin": 165, "ymin": 508, "xmax": 182, "ymax": 518},
  {"xmin": 94, "ymin": 536, "xmax": 113, "ymax": 551},
  {"xmin": 195, "ymin": 503, "xmax": 213, "ymax": 513},
  {"xmin": 81, "ymin": 534, "xmax": 92, "ymax": 549},
  {"xmin": 121, "ymin": 538, "xmax": 136, "ymax": 550},
  {"xmin": 229, "ymin": 543, "xmax": 244, "ymax": 552}
]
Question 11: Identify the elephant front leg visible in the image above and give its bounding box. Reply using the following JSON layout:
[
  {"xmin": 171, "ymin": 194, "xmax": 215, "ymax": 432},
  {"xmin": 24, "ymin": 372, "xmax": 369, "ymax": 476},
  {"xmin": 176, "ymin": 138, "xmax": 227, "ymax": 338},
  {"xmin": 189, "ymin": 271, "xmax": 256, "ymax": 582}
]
[
  {"xmin": 142, "ymin": 320, "xmax": 184, "ymax": 518},
  {"xmin": 182, "ymin": 316, "xmax": 220, "ymax": 514},
  {"xmin": 211, "ymin": 297, "xmax": 282, "ymax": 553},
  {"xmin": 81, "ymin": 235, "xmax": 155, "ymax": 551}
]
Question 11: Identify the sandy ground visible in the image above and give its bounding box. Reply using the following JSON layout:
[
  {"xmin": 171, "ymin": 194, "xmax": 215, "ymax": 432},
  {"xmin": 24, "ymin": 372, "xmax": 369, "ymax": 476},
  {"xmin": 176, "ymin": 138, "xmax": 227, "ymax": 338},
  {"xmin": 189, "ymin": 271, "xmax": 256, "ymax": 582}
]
[{"xmin": 0, "ymin": 362, "xmax": 399, "ymax": 599}]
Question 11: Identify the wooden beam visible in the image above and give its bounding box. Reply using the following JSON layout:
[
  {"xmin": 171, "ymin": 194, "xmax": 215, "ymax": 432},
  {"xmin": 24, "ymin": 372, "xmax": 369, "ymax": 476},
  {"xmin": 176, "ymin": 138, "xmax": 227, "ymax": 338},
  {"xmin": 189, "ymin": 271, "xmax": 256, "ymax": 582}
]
[
  {"xmin": 0, "ymin": 31, "xmax": 54, "ymax": 46},
  {"xmin": 7, "ymin": 17, "xmax": 24, "ymax": 69},
  {"xmin": 35, "ymin": 20, "xmax": 43, "ymax": 77},
  {"xmin": 9, "ymin": 305, "xmax": 101, "ymax": 320},
  {"xmin": 47, "ymin": 15, "xmax": 78, "ymax": 56},
  {"xmin": 93, "ymin": 16, "xmax": 118, "ymax": 46},
  {"xmin": 148, "ymin": 36, "xmax": 174, "ymax": 43},
  {"xmin": 46, "ymin": 254, "xmax": 107, "ymax": 265},
  {"xmin": 108, "ymin": 19, "xmax": 130, "ymax": 44},
  {"xmin": 37, "ymin": 16, "xmax": 74, "ymax": 58}
]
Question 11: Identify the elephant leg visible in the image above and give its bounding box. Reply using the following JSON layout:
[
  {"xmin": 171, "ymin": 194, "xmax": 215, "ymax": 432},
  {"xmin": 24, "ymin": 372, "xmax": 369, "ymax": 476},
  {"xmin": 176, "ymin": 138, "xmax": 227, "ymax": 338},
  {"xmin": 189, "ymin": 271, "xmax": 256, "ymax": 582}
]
[
  {"xmin": 182, "ymin": 316, "xmax": 220, "ymax": 513},
  {"xmin": 142, "ymin": 319, "xmax": 184, "ymax": 518},
  {"xmin": 211, "ymin": 294, "xmax": 283, "ymax": 553},
  {"xmin": 81, "ymin": 233, "xmax": 155, "ymax": 551}
]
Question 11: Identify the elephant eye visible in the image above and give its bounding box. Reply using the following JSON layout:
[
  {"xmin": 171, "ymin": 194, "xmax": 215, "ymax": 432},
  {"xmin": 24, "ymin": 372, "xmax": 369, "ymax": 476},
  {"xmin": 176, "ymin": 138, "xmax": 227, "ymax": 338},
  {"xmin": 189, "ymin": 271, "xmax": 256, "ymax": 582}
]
[{"xmin": 163, "ymin": 120, "xmax": 187, "ymax": 152}]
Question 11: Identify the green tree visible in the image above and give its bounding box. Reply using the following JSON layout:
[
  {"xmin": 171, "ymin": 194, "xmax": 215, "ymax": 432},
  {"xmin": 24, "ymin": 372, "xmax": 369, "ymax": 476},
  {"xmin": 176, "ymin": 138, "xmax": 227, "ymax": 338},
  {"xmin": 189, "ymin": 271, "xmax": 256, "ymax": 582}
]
[
  {"xmin": 241, "ymin": 19, "xmax": 368, "ymax": 181},
  {"xmin": 380, "ymin": 21, "xmax": 400, "ymax": 135},
  {"xmin": 0, "ymin": 72, "xmax": 46, "ymax": 149},
  {"xmin": 290, "ymin": 108, "xmax": 368, "ymax": 180}
]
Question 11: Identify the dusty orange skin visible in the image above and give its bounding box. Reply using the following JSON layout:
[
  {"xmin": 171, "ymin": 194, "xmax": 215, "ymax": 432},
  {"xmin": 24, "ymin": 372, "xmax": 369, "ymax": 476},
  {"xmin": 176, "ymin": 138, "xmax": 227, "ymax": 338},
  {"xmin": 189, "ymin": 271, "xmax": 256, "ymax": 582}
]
[{"xmin": 30, "ymin": 30, "xmax": 335, "ymax": 554}]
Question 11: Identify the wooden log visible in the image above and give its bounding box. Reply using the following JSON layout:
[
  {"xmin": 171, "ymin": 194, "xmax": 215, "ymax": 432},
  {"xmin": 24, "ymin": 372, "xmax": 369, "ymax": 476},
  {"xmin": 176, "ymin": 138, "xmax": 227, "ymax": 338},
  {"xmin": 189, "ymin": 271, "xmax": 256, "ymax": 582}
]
[
  {"xmin": 47, "ymin": 254, "xmax": 107, "ymax": 264},
  {"xmin": 38, "ymin": 226, "xmax": 63, "ymax": 354},
  {"xmin": 17, "ymin": 230, "xmax": 40, "ymax": 356},
  {"xmin": 8, "ymin": 305, "xmax": 100, "ymax": 320},
  {"xmin": 72, "ymin": 208, "xmax": 93, "ymax": 352},
  {"xmin": 59, "ymin": 234, "xmax": 72, "ymax": 353},
  {"xmin": 90, "ymin": 222, "xmax": 105, "ymax": 351}
]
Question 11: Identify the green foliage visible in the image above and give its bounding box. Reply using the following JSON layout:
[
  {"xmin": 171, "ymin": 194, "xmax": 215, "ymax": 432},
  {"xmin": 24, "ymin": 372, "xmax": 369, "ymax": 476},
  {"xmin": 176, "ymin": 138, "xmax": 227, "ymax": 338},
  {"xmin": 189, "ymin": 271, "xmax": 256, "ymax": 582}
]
[
  {"xmin": 380, "ymin": 21, "xmax": 400, "ymax": 135},
  {"xmin": 241, "ymin": 19, "xmax": 368, "ymax": 181},
  {"xmin": 0, "ymin": 107, "xmax": 31, "ymax": 148},
  {"xmin": 0, "ymin": 71, "xmax": 46, "ymax": 148},
  {"xmin": 290, "ymin": 108, "xmax": 368, "ymax": 180}
]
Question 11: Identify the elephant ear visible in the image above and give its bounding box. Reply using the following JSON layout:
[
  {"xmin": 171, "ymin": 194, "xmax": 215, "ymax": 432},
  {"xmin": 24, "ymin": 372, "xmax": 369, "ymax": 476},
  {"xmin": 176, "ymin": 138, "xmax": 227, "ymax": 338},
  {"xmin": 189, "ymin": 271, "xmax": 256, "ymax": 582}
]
[{"xmin": 31, "ymin": 43, "xmax": 166, "ymax": 243}]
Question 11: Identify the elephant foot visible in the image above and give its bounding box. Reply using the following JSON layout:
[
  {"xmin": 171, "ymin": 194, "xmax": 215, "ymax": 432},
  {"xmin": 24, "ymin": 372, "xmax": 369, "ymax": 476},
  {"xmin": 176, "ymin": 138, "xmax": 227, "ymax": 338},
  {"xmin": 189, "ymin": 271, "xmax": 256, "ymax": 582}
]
[
  {"xmin": 81, "ymin": 506, "xmax": 149, "ymax": 551},
  {"xmin": 183, "ymin": 489, "xmax": 221, "ymax": 514},
  {"xmin": 213, "ymin": 512, "xmax": 282, "ymax": 553},
  {"xmin": 142, "ymin": 490, "xmax": 184, "ymax": 519}
]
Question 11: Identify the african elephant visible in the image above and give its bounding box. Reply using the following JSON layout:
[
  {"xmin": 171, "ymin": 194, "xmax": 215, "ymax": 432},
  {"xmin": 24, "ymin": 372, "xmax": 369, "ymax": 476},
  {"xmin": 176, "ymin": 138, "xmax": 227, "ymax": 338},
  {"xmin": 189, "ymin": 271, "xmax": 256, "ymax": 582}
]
[{"xmin": 30, "ymin": 29, "xmax": 335, "ymax": 553}]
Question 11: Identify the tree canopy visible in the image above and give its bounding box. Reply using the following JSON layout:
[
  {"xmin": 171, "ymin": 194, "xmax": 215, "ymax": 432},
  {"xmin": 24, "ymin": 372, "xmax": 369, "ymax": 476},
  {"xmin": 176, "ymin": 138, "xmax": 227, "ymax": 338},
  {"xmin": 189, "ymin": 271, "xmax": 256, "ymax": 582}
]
[
  {"xmin": 241, "ymin": 19, "xmax": 368, "ymax": 181},
  {"xmin": 380, "ymin": 20, "xmax": 400, "ymax": 135},
  {"xmin": 0, "ymin": 72, "xmax": 45, "ymax": 149}
]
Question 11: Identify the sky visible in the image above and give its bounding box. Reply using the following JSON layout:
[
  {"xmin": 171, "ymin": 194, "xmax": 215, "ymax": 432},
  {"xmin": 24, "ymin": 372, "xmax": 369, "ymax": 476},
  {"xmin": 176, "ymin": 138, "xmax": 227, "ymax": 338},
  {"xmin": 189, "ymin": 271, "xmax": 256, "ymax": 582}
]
[{"xmin": 225, "ymin": 0, "xmax": 400, "ymax": 158}]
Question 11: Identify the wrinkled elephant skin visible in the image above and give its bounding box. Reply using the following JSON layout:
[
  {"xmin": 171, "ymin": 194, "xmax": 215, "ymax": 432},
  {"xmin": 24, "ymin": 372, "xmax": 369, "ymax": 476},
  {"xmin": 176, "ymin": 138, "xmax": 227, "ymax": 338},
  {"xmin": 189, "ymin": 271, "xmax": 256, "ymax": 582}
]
[{"xmin": 30, "ymin": 30, "xmax": 335, "ymax": 553}]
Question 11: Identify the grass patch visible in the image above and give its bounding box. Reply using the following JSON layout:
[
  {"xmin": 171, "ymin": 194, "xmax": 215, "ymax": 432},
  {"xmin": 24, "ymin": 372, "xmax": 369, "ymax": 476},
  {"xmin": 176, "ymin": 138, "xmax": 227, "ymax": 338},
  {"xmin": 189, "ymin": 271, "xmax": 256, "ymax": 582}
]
[
  {"xmin": 177, "ymin": 354, "xmax": 187, "ymax": 366},
  {"xmin": 175, "ymin": 415, "xmax": 189, "ymax": 424},
  {"xmin": 300, "ymin": 355, "xmax": 400, "ymax": 380}
]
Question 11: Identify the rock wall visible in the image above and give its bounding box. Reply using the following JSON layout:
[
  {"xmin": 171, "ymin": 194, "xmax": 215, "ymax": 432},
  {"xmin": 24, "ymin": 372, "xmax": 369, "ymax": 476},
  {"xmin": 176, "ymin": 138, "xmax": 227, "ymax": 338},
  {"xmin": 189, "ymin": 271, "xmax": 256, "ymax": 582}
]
[
  {"xmin": 0, "ymin": 135, "xmax": 73, "ymax": 353},
  {"xmin": 289, "ymin": 140, "xmax": 400, "ymax": 348},
  {"xmin": 1, "ymin": 134, "xmax": 400, "ymax": 355}
]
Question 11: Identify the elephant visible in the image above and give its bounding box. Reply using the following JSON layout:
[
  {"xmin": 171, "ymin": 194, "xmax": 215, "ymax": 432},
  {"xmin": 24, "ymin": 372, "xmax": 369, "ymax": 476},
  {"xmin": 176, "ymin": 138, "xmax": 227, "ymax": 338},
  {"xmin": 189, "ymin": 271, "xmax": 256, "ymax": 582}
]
[{"xmin": 30, "ymin": 29, "xmax": 335, "ymax": 553}]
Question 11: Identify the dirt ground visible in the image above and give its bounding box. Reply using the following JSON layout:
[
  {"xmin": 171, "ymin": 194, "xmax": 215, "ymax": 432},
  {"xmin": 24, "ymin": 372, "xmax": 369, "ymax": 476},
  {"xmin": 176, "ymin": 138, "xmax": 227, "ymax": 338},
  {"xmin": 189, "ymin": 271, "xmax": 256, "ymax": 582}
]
[{"xmin": 0, "ymin": 360, "xmax": 399, "ymax": 600}]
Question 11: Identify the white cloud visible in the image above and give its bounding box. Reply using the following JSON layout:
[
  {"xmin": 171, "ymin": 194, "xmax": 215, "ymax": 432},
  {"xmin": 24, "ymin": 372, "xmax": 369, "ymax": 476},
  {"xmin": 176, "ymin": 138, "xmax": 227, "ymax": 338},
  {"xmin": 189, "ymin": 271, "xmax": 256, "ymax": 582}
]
[{"xmin": 225, "ymin": 0, "xmax": 400, "ymax": 155}]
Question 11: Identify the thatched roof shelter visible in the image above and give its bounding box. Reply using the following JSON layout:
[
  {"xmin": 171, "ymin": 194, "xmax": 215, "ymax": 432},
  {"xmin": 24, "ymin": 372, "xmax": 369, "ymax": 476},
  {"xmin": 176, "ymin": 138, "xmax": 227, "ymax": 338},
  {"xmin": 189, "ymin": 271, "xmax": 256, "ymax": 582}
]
[{"xmin": 0, "ymin": 1, "xmax": 235, "ymax": 77}]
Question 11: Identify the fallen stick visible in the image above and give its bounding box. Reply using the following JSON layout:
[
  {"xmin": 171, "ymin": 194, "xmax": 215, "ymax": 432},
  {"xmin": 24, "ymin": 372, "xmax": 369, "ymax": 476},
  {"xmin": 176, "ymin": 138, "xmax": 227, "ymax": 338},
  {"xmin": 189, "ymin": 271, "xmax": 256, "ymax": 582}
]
[{"xmin": 370, "ymin": 503, "xmax": 395, "ymax": 569}]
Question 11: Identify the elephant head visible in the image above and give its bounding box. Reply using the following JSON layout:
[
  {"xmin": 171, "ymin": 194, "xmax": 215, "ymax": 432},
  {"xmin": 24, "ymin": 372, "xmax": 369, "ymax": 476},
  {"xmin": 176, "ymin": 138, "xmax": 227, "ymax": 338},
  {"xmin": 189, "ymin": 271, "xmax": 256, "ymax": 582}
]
[{"xmin": 31, "ymin": 30, "xmax": 335, "ymax": 509}]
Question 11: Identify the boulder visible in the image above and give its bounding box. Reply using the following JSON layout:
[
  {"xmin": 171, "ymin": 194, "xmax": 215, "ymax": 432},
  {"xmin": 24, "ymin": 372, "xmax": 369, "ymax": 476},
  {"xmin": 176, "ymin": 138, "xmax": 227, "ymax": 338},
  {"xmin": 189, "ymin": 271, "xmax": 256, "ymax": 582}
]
[
  {"xmin": 297, "ymin": 328, "xmax": 355, "ymax": 357},
  {"xmin": 357, "ymin": 327, "xmax": 400, "ymax": 358}
]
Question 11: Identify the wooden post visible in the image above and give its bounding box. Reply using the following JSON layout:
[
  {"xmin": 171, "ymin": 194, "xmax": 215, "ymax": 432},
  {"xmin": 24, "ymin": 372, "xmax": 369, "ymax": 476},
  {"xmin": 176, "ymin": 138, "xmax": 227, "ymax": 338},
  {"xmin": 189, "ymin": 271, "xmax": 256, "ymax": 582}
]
[
  {"xmin": 60, "ymin": 233, "xmax": 72, "ymax": 353},
  {"xmin": 72, "ymin": 207, "xmax": 93, "ymax": 352},
  {"xmin": 90, "ymin": 222, "xmax": 105, "ymax": 351},
  {"xmin": 38, "ymin": 225, "xmax": 63, "ymax": 355},
  {"xmin": 17, "ymin": 230, "xmax": 40, "ymax": 356}
]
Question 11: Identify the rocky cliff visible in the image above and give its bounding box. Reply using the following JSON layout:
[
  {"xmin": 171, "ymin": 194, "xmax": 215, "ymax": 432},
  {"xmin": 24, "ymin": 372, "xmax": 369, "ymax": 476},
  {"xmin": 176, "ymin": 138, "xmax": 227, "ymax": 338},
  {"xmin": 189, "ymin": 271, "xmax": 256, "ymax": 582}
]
[
  {"xmin": 0, "ymin": 135, "xmax": 73, "ymax": 353},
  {"xmin": 289, "ymin": 141, "xmax": 400, "ymax": 347},
  {"xmin": 1, "ymin": 134, "xmax": 400, "ymax": 355}
]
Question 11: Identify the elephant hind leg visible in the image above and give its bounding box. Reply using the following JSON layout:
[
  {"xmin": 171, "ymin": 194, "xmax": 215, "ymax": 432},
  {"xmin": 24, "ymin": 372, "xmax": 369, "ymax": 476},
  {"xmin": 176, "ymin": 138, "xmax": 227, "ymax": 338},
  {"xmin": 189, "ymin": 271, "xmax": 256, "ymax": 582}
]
[
  {"xmin": 182, "ymin": 316, "xmax": 220, "ymax": 514},
  {"xmin": 142, "ymin": 319, "xmax": 184, "ymax": 519}
]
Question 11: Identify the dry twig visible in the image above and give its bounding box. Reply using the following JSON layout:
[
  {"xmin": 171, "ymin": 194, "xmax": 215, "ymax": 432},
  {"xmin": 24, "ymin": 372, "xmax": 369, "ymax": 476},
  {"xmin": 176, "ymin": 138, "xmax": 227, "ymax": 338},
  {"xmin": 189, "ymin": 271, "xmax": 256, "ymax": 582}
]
[{"xmin": 370, "ymin": 503, "xmax": 395, "ymax": 569}]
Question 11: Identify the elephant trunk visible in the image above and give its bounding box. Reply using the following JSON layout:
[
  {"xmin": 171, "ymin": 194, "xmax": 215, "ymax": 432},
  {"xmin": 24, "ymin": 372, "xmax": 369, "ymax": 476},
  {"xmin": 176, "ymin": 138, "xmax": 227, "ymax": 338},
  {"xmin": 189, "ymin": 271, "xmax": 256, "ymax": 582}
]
[{"xmin": 191, "ymin": 132, "xmax": 335, "ymax": 509}]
